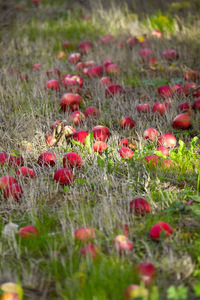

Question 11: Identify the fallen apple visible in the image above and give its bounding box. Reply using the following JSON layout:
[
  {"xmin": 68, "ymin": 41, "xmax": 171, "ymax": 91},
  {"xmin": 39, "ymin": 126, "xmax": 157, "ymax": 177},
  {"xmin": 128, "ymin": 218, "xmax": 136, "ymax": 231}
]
[
  {"xmin": 54, "ymin": 168, "xmax": 75, "ymax": 185},
  {"xmin": 63, "ymin": 152, "xmax": 82, "ymax": 169}
]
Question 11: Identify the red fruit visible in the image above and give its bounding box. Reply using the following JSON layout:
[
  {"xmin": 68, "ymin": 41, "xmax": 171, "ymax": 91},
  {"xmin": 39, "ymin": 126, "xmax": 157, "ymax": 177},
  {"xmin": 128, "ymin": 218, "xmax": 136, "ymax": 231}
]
[
  {"xmin": 114, "ymin": 235, "xmax": 133, "ymax": 253},
  {"xmin": 130, "ymin": 198, "xmax": 150, "ymax": 216},
  {"xmin": 81, "ymin": 244, "xmax": 99, "ymax": 260},
  {"xmin": 161, "ymin": 159, "xmax": 174, "ymax": 169},
  {"xmin": 103, "ymin": 60, "xmax": 113, "ymax": 68},
  {"xmin": 157, "ymin": 133, "xmax": 177, "ymax": 148},
  {"xmin": 75, "ymin": 227, "xmax": 96, "ymax": 242},
  {"xmin": 72, "ymin": 131, "xmax": 88, "ymax": 144},
  {"xmin": 172, "ymin": 84, "xmax": 183, "ymax": 93},
  {"xmin": 0, "ymin": 176, "xmax": 17, "ymax": 190},
  {"xmin": 193, "ymin": 98, "xmax": 200, "ymax": 110},
  {"xmin": 158, "ymin": 85, "xmax": 173, "ymax": 98},
  {"xmin": 84, "ymin": 61, "xmax": 96, "ymax": 67},
  {"xmin": 137, "ymin": 104, "xmax": 150, "ymax": 113},
  {"xmin": 119, "ymin": 138, "xmax": 129, "ymax": 147},
  {"xmin": 93, "ymin": 141, "xmax": 108, "ymax": 155},
  {"xmin": 136, "ymin": 262, "xmax": 155, "ymax": 283},
  {"xmin": 127, "ymin": 36, "xmax": 138, "ymax": 48},
  {"xmin": 70, "ymin": 111, "xmax": 85, "ymax": 126},
  {"xmin": 79, "ymin": 40, "xmax": 93, "ymax": 54},
  {"xmin": 54, "ymin": 168, "xmax": 75, "ymax": 185},
  {"xmin": 46, "ymin": 68, "xmax": 60, "ymax": 78},
  {"xmin": 100, "ymin": 34, "xmax": 114, "ymax": 44},
  {"xmin": 18, "ymin": 225, "xmax": 38, "ymax": 238},
  {"xmin": 178, "ymin": 102, "xmax": 190, "ymax": 112},
  {"xmin": 152, "ymin": 102, "xmax": 168, "ymax": 115},
  {"xmin": 46, "ymin": 80, "xmax": 60, "ymax": 91},
  {"xmin": 143, "ymin": 128, "xmax": 159, "ymax": 141},
  {"xmin": 37, "ymin": 152, "xmax": 57, "ymax": 167},
  {"xmin": 172, "ymin": 114, "xmax": 192, "ymax": 130},
  {"xmin": 50, "ymin": 120, "xmax": 61, "ymax": 130},
  {"xmin": 144, "ymin": 155, "xmax": 159, "ymax": 168},
  {"xmin": 92, "ymin": 125, "xmax": 110, "ymax": 142},
  {"xmin": 119, "ymin": 147, "xmax": 134, "ymax": 159},
  {"xmin": 100, "ymin": 76, "xmax": 113, "ymax": 85},
  {"xmin": 87, "ymin": 66, "xmax": 103, "ymax": 78},
  {"xmin": 32, "ymin": 63, "xmax": 41, "ymax": 70},
  {"xmin": 176, "ymin": 86, "xmax": 189, "ymax": 97},
  {"xmin": 120, "ymin": 117, "xmax": 135, "ymax": 129},
  {"xmin": 185, "ymin": 82, "xmax": 197, "ymax": 90},
  {"xmin": 193, "ymin": 86, "xmax": 200, "ymax": 98},
  {"xmin": 4, "ymin": 183, "xmax": 23, "ymax": 200},
  {"xmin": 45, "ymin": 134, "xmax": 57, "ymax": 146},
  {"xmin": 63, "ymin": 152, "xmax": 82, "ymax": 169},
  {"xmin": 60, "ymin": 93, "xmax": 82, "ymax": 112},
  {"xmin": 84, "ymin": 106, "xmax": 99, "ymax": 118},
  {"xmin": 156, "ymin": 146, "xmax": 170, "ymax": 156},
  {"xmin": 0, "ymin": 152, "xmax": 8, "ymax": 166},
  {"xmin": 8, "ymin": 154, "xmax": 24, "ymax": 168},
  {"xmin": 62, "ymin": 74, "xmax": 83, "ymax": 88},
  {"xmin": 68, "ymin": 53, "xmax": 81, "ymax": 64},
  {"xmin": 184, "ymin": 70, "xmax": 199, "ymax": 81},
  {"xmin": 162, "ymin": 49, "xmax": 179, "ymax": 60},
  {"xmin": 16, "ymin": 166, "xmax": 36, "ymax": 178},
  {"xmin": 62, "ymin": 41, "xmax": 72, "ymax": 49},
  {"xmin": 19, "ymin": 73, "xmax": 28, "ymax": 81},
  {"xmin": 140, "ymin": 48, "xmax": 153, "ymax": 62},
  {"xmin": 75, "ymin": 62, "xmax": 85, "ymax": 71},
  {"xmin": 150, "ymin": 222, "xmax": 173, "ymax": 240},
  {"xmin": 151, "ymin": 29, "xmax": 162, "ymax": 38},
  {"xmin": 106, "ymin": 64, "xmax": 120, "ymax": 76},
  {"xmin": 105, "ymin": 84, "xmax": 124, "ymax": 96}
]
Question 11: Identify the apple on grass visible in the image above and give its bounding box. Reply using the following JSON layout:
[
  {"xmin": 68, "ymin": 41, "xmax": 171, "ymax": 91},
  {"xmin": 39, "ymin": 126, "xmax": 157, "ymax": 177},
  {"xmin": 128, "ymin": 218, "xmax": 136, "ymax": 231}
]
[
  {"xmin": 37, "ymin": 152, "xmax": 57, "ymax": 167},
  {"xmin": 157, "ymin": 133, "xmax": 177, "ymax": 148},
  {"xmin": 4, "ymin": 183, "xmax": 23, "ymax": 201},
  {"xmin": 0, "ymin": 176, "xmax": 17, "ymax": 190},
  {"xmin": 79, "ymin": 40, "xmax": 93, "ymax": 54},
  {"xmin": 172, "ymin": 113, "xmax": 192, "ymax": 130},
  {"xmin": 46, "ymin": 80, "xmax": 60, "ymax": 91},
  {"xmin": 60, "ymin": 93, "xmax": 82, "ymax": 112},
  {"xmin": 143, "ymin": 128, "xmax": 159, "ymax": 142},
  {"xmin": 120, "ymin": 117, "xmax": 135, "ymax": 129},
  {"xmin": 130, "ymin": 198, "xmax": 150, "ymax": 216},
  {"xmin": 137, "ymin": 104, "xmax": 150, "ymax": 113},
  {"xmin": 54, "ymin": 168, "xmax": 74, "ymax": 185},
  {"xmin": 0, "ymin": 282, "xmax": 23, "ymax": 300},
  {"xmin": 72, "ymin": 131, "xmax": 88, "ymax": 145},
  {"xmin": 18, "ymin": 225, "xmax": 38, "ymax": 238},
  {"xmin": 152, "ymin": 102, "xmax": 168, "ymax": 115},
  {"xmin": 68, "ymin": 53, "xmax": 81, "ymax": 64},
  {"xmin": 45, "ymin": 134, "xmax": 57, "ymax": 146},
  {"xmin": 70, "ymin": 111, "xmax": 85, "ymax": 126},
  {"xmin": 127, "ymin": 36, "xmax": 138, "ymax": 47},
  {"xmin": 119, "ymin": 138, "xmax": 129, "ymax": 147},
  {"xmin": 156, "ymin": 146, "xmax": 170, "ymax": 156},
  {"xmin": 93, "ymin": 141, "xmax": 108, "ymax": 155},
  {"xmin": 105, "ymin": 84, "xmax": 124, "ymax": 96},
  {"xmin": 106, "ymin": 64, "xmax": 120, "ymax": 76},
  {"xmin": 193, "ymin": 98, "xmax": 200, "ymax": 110},
  {"xmin": 135, "ymin": 262, "xmax": 155, "ymax": 284},
  {"xmin": 84, "ymin": 106, "xmax": 99, "ymax": 118},
  {"xmin": 0, "ymin": 152, "xmax": 8, "ymax": 166},
  {"xmin": 151, "ymin": 29, "xmax": 162, "ymax": 38},
  {"xmin": 8, "ymin": 154, "xmax": 24, "ymax": 168},
  {"xmin": 178, "ymin": 102, "xmax": 190, "ymax": 112},
  {"xmin": 124, "ymin": 284, "xmax": 149, "ymax": 299},
  {"xmin": 184, "ymin": 70, "xmax": 199, "ymax": 81},
  {"xmin": 162, "ymin": 49, "xmax": 179, "ymax": 60},
  {"xmin": 16, "ymin": 166, "xmax": 36, "ymax": 178},
  {"xmin": 119, "ymin": 147, "xmax": 134, "ymax": 159},
  {"xmin": 114, "ymin": 235, "xmax": 133, "ymax": 253},
  {"xmin": 87, "ymin": 66, "xmax": 103, "ymax": 78},
  {"xmin": 158, "ymin": 85, "xmax": 173, "ymax": 98},
  {"xmin": 92, "ymin": 125, "xmax": 110, "ymax": 142},
  {"xmin": 32, "ymin": 63, "xmax": 41, "ymax": 70},
  {"xmin": 75, "ymin": 227, "xmax": 96, "ymax": 242},
  {"xmin": 150, "ymin": 222, "xmax": 173, "ymax": 240},
  {"xmin": 81, "ymin": 244, "xmax": 99, "ymax": 260},
  {"xmin": 63, "ymin": 152, "xmax": 82, "ymax": 169},
  {"xmin": 100, "ymin": 76, "xmax": 113, "ymax": 85}
]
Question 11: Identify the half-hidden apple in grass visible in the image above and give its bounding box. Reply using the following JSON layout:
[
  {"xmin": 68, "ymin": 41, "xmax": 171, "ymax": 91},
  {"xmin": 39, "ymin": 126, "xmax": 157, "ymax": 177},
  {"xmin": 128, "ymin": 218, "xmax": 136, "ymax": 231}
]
[
  {"xmin": 8, "ymin": 154, "xmax": 24, "ymax": 168},
  {"xmin": 0, "ymin": 176, "xmax": 17, "ymax": 190},
  {"xmin": 105, "ymin": 84, "xmax": 124, "ymax": 96},
  {"xmin": 119, "ymin": 147, "xmax": 134, "ymax": 159},
  {"xmin": 144, "ymin": 155, "xmax": 159, "ymax": 168},
  {"xmin": 45, "ymin": 134, "xmax": 57, "ymax": 146},
  {"xmin": 120, "ymin": 117, "xmax": 135, "ymax": 129},
  {"xmin": 54, "ymin": 168, "xmax": 75, "ymax": 185},
  {"xmin": 193, "ymin": 86, "xmax": 200, "ymax": 98},
  {"xmin": 178, "ymin": 102, "xmax": 190, "ymax": 112},
  {"xmin": 69, "ymin": 111, "xmax": 85, "ymax": 126},
  {"xmin": 143, "ymin": 128, "xmax": 159, "ymax": 141},
  {"xmin": 135, "ymin": 262, "xmax": 155, "ymax": 284},
  {"xmin": 60, "ymin": 93, "xmax": 82, "ymax": 112},
  {"xmin": 130, "ymin": 198, "xmax": 150, "ymax": 216},
  {"xmin": 106, "ymin": 64, "xmax": 120, "ymax": 76},
  {"xmin": 119, "ymin": 138, "xmax": 129, "ymax": 147},
  {"xmin": 156, "ymin": 146, "xmax": 170, "ymax": 156},
  {"xmin": 19, "ymin": 73, "xmax": 28, "ymax": 81},
  {"xmin": 151, "ymin": 29, "xmax": 162, "ymax": 38},
  {"xmin": 157, "ymin": 133, "xmax": 177, "ymax": 148},
  {"xmin": 140, "ymin": 48, "xmax": 153, "ymax": 62},
  {"xmin": 79, "ymin": 40, "xmax": 93, "ymax": 54},
  {"xmin": 193, "ymin": 98, "xmax": 200, "ymax": 110},
  {"xmin": 75, "ymin": 227, "xmax": 96, "ymax": 242},
  {"xmin": 152, "ymin": 102, "xmax": 168, "ymax": 115},
  {"xmin": 16, "ymin": 166, "xmax": 36, "ymax": 178},
  {"xmin": 0, "ymin": 152, "xmax": 8, "ymax": 166},
  {"xmin": 103, "ymin": 60, "xmax": 113, "ymax": 68},
  {"xmin": 158, "ymin": 85, "xmax": 173, "ymax": 98},
  {"xmin": 162, "ymin": 49, "xmax": 179, "ymax": 60},
  {"xmin": 114, "ymin": 235, "xmax": 133, "ymax": 253},
  {"xmin": 124, "ymin": 284, "xmax": 149, "ymax": 299},
  {"xmin": 32, "ymin": 63, "xmax": 41, "ymax": 70},
  {"xmin": 46, "ymin": 68, "xmax": 61, "ymax": 78},
  {"xmin": 92, "ymin": 125, "xmax": 110, "ymax": 142},
  {"xmin": 4, "ymin": 183, "xmax": 23, "ymax": 201},
  {"xmin": 137, "ymin": 104, "xmax": 150, "ymax": 113},
  {"xmin": 37, "ymin": 152, "xmax": 57, "ymax": 167},
  {"xmin": 87, "ymin": 65, "xmax": 103, "ymax": 78},
  {"xmin": 62, "ymin": 41, "xmax": 72, "ymax": 49},
  {"xmin": 84, "ymin": 106, "xmax": 99, "ymax": 118},
  {"xmin": 172, "ymin": 113, "xmax": 192, "ymax": 130},
  {"xmin": 63, "ymin": 152, "xmax": 82, "ymax": 169},
  {"xmin": 68, "ymin": 52, "xmax": 81, "ymax": 64},
  {"xmin": 81, "ymin": 244, "xmax": 99, "ymax": 260},
  {"xmin": 184, "ymin": 70, "xmax": 199, "ymax": 81},
  {"xmin": 100, "ymin": 76, "xmax": 113, "ymax": 85},
  {"xmin": 0, "ymin": 282, "xmax": 23, "ymax": 300},
  {"xmin": 127, "ymin": 36, "xmax": 138, "ymax": 47},
  {"xmin": 72, "ymin": 130, "xmax": 88, "ymax": 145},
  {"xmin": 100, "ymin": 34, "xmax": 114, "ymax": 44},
  {"xmin": 46, "ymin": 80, "xmax": 60, "ymax": 91},
  {"xmin": 150, "ymin": 222, "xmax": 173, "ymax": 240},
  {"xmin": 19, "ymin": 140, "xmax": 33, "ymax": 152},
  {"xmin": 93, "ymin": 141, "xmax": 108, "ymax": 155},
  {"xmin": 18, "ymin": 225, "xmax": 38, "ymax": 238}
]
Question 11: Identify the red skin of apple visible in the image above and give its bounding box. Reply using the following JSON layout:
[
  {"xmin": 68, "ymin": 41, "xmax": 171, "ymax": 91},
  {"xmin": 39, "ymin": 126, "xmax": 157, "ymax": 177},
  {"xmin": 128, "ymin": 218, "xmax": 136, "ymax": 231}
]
[
  {"xmin": 162, "ymin": 49, "xmax": 179, "ymax": 60},
  {"xmin": 81, "ymin": 244, "xmax": 99, "ymax": 260},
  {"xmin": 151, "ymin": 29, "xmax": 162, "ymax": 38},
  {"xmin": 120, "ymin": 117, "xmax": 135, "ymax": 129},
  {"xmin": 62, "ymin": 41, "xmax": 72, "ymax": 49},
  {"xmin": 157, "ymin": 133, "xmax": 177, "ymax": 148},
  {"xmin": 69, "ymin": 111, "xmax": 85, "ymax": 126},
  {"xmin": 84, "ymin": 106, "xmax": 99, "ymax": 118},
  {"xmin": 156, "ymin": 146, "xmax": 170, "ymax": 156},
  {"xmin": 130, "ymin": 198, "xmax": 150, "ymax": 216},
  {"xmin": 0, "ymin": 176, "xmax": 17, "ymax": 190},
  {"xmin": 75, "ymin": 62, "xmax": 85, "ymax": 71},
  {"xmin": 119, "ymin": 138, "xmax": 129, "ymax": 147},
  {"xmin": 145, "ymin": 155, "xmax": 159, "ymax": 168},
  {"xmin": 114, "ymin": 235, "xmax": 133, "ymax": 253},
  {"xmin": 152, "ymin": 102, "xmax": 168, "ymax": 115},
  {"xmin": 54, "ymin": 168, "xmax": 75, "ymax": 185},
  {"xmin": 158, "ymin": 85, "xmax": 173, "ymax": 98},
  {"xmin": 185, "ymin": 82, "xmax": 197, "ymax": 90},
  {"xmin": 8, "ymin": 154, "xmax": 24, "ymax": 168},
  {"xmin": 68, "ymin": 53, "xmax": 81, "ymax": 64},
  {"xmin": 62, "ymin": 74, "xmax": 83, "ymax": 88},
  {"xmin": 178, "ymin": 102, "xmax": 190, "ymax": 112},
  {"xmin": 92, "ymin": 126, "xmax": 110, "ymax": 142},
  {"xmin": 68, "ymin": 86, "xmax": 82, "ymax": 94},
  {"xmin": 106, "ymin": 64, "xmax": 120, "ymax": 76},
  {"xmin": 93, "ymin": 141, "xmax": 108, "ymax": 155},
  {"xmin": 46, "ymin": 80, "xmax": 60, "ymax": 91},
  {"xmin": 193, "ymin": 98, "xmax": 200, "ymax": 110},
  {"xmin": 60, "ymin": 93, "xmax": 82, "ymax": 112},
  {"xmin": 103, "ymin": 60, "xmax": 113, "ymax": 68},
  {"xmin": 105, "ymin": 84, "xmax": 124, "ymax": 96},
  {"xmin": 135, "ymin": 262, "xmax": 155, "ymax": 283},
  {"xmin": 140, "ymin": 48, "xmax": 153, "ymax": 61},
  {"xmin": 193, "ymin": 87, "xmax": 200, "ymax": 98},
  {"xmin": 79, "ymin": 40, "xmax": 93, "ymax": 54},
  {"xmin": 119, "ymin": 147, "xmax": 134, "ymax": 159},
  {"xmin": 176, "ymin": 86, "xmax": 189, "ymax": 97},
  {"xmin": 143, "ymin": 128, "xmax": 159, "ymax": 141},
  {"xmin": 4, "ymin": 183, "xmax": 23, "ymax": 200},
  {"xmin": 37, "ymin": 152, "xmax": 57, "ymax": 167},
  {"xmin": 172, "ymin": 114, "xmax": 192, "ymax": 130},
  {"xmin": 161, "ymin": 159, "xmax": 174, "ymax": 169},
  {"xmin": 150, "ymin": 222, "xmax": 173, "ymax": 240},
  {"xmin": 137, "ymin": 104, "xmax": 150, "ymax": 113},
  {"xmin": 72, "ymin": 131, "xmax": 88, "ymax": 145},
  {"xmin": 172, "ymin": 84, "xmax": 183, "ymax": 93},
  {"xmin": 0, "ymin": 152, "xmax": 8, "ymax": 166},
  {"xmin": 100, "ymin": 34, "xmax": 114, "ymax": 44},
  {"xmin": 18, "ymin": 225, "xmax": 38, "ymax": 238},
  {"xmin": 63, "ymin": 152, "xmax": 82, "ymax": 169},
  {"xmin": 84, "ymin": 61, "xmax": 96, "ymax": 68},
  {"xmin": 32, "ymin": 63, "xmax": 41, "ymax": 70},
  {"xmin": 100, "ymin": 76, "xmax": 113, "ymax": 85},
  {"xmin": 16, "ymin": 166, "xmax": 36, "ymax": 178},
  {"xmin": 45, "ymin": 134, "xmax": 57, "ymax": 146},
  {"xmin": 127, "ymin": 36, "xmax": 138, "ymax": 48},
  {"xmin": 75, "ymin": 227, "xmax": 96, "ymax": 242},
  {"xmin": 184, "ymin": 70, "xmax": 199, "ymax": 81},
  {"xmin": 87, "ymin": 66, "xmax": 103, "ymax": 78}
]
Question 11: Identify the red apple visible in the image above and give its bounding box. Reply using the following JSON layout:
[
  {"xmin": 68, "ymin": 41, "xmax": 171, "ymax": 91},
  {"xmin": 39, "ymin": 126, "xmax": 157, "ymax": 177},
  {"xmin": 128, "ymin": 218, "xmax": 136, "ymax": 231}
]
[
  {"xmin": 172, "ymin": 84, "xmax": 183, "ymax": 93},
  {"xmin": 68, "ymin": 53, "xmax": 81, "ymax": 64},
  {"xmin": 184, "ymin": 70, "xmax": 199, "ymax": 81},
  {"xmin": 92, "ymin": 125, "xmax": 110, "ymax": 142},
  {"xmin": 130, "ymin": 198, "xmax": 150, "ymax": 216},
  {"xmin": 127, "ymin": 36, "xmax": 138, "ymax": 48},
  {"xmin": 69, "ymin": 111, "xmax": 85, "ymax": 126},
  {"xmin": 105, "ymin": 84, "xmax": 124, "ymax": 96},
  {"xmin": 150, "ymin": 222, "xmax": 173, "ymax": 240},
  {"xmin": 137, "ymin": 104, "xmax": 150, "ymax": 113},
  {"xmin": 143, "ymin": 128, "xmax": 159, "ymax": 141},
  {"xmin": 135, "ymin": 262, "xmax": 155, "ymax": 283},
  {"xmin": 4, "ymin": 183, "xmax": 23, "ymax": 200},
  {"xmin": 151, "ymin": 29, "xmax": 162, "ymax": 38},
  {"xmin": 79, "ymin": 40, "xmax": 93, "ymax": 54},
  {"xmin": 87, "ymin": 66, "xmax": 103, "ymax": 78},
  {"xmin": 178, "ymin": 102, "xmax": 190, "ymax": 112},
  {"xmin": 72, "ymin": 131, "xmax": 88, "ymax": 144},
  {"xmin": 18, "ymin": 225, "xmax": 38, "ymax": 238},
  {"xmin": 32, "ymin": 63, "xmax": 41, "ymax": 70},
  {"xmin": 45, "ymin": 134, "xmax": 57, "ymax": 146},
  {"xmin": 16, "ymin": 166, "xmax": 36, "ymax": 178},
  {"xmin": 60, "ymin": 93, "xmax": 82, "ymax": 112},
  {"xmin": 37, "ymin": 152, "xmax": 57, "ymax": 167},
  {"xmin": 156, "ymin": 146, "xmax": 170, "ymax": 156},
  {"xmin": 119, "ymin": 147, "xmax": 134, "ymax": 159},
  {"xmin": 75, "ymin": 227, "xmax": 95, "ymax": 242},
  {"xmin": 106, "ymin": 64, "xmax": 120, "ymax": 76},
  {"xmin": 100, "ymin": 76, "xmax": 113, "ymax": 85},
  {"xmin": 81, "ymin": 244, "xmax": 99, "ymax": 260},
  {"xmin": 0, "ymin": 152, "xmax": 8, "ymax": 166},
  {"xmin": 84, "ymin": 61, "xmax": 96, "ymax": 67},
  {"xmin": 193, "ymin": 86, "xmax": 200, "ymax": 98},
  {"xmin": 54, "ymin": 168, "xmax": 75, "ymax": 185},
  {"xmin": 93, "ymin": 141, "xmax": 108, "ymax": 155},
  {"xmin": 140, "ymin": 48, "xmax": 153, "ymax": 62},
  {"xmin": 158, "ymin": 85, "xmax": 173, "ymax": 98},
  {"xmin": 193, "ymin": 98, "xmax": 200, "ymax": 110},
  {"xmin": 162, "ymin": 49, "xmax": 179, "ymax": 60},
  {"xmin": 119, "ymin": 138, "xmax": 129, "ymax": 147},
  {"xmin": 0, "ymin": 176, "xmax": 17, "ymax": 190},
  {"xmin": 84, "ymin": 106, "xmax": 99, "ymax": 118},
  {"xmin": 46, "ymin": 80, "xmax": 60, "ymax": 91},
  {"xmin": 114, "ymin": 235, "xmax": 133, "ymax": 253},
  {"xmin": 75, "ymin": 62, "xmax": 85, "ymax": 71},
  {"xmin": 152, "ymin": 102, "xmax": 168, "ymax": 115},
  {"xmin": 172, "ymin": 113, "xmax": 192, "ymax": 130},
  {"xmin": 63, "ymin": 152, "xmax": 82, "ymax": 169},
  {"xmin": 144, "ymin": 155, "xmax": 159, "ymax": 168},
  {"xmin": 62, "ymin": 41, "xmax": 72, "ymax": 49},
  {"xmin": 118, "ymin": 41, "xmax": 126, "ymax": 48},
  {"xmin": 120, "ymin": 117, "xmax": 135, "ymax": 129},
  {"xmin": 8, "ymin": 154, "xmax": 24, "ymax": 168},
  {"xmin": 103, "ymin": 60, "xmax": 113, "ymax": 68},
  {"xmin": 157, "ymin": 133, "xmax": 177, "ymax": 148}
]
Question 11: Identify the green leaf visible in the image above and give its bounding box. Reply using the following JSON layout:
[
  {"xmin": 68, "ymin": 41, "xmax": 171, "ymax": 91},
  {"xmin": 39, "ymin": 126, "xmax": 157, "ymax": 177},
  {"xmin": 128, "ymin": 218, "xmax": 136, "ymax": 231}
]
[
  {"xmin": 63, "ymin": 186, "xmax": 70, "ymax": 193},
  {"xmin": 97, "ymin": 156, "xmax": 104, "ymax": 169},
  {"xmin": 84, "ymin": 132, "xmax": 93, "ymax": 153},
  {"xmin": 75, "ymin": 178, "xmax": 88, "ymax": 185},
  {"xmin": 71, "ymin": 140, "xmax": 84, "ymax": 150},
  {"xmin": 194, "ymin": 282, "xmax": 200, "ymax": 296},
  {"xmin": 167, "ymin": 285, "xmax": 188, "ymax": 300}
]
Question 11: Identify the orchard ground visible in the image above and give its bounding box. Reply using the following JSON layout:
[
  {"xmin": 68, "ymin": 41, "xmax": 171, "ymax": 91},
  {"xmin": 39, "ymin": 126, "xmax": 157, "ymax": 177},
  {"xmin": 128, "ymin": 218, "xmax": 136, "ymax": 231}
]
[{"xmin": 0, "ymin": 0, "xmax": 200, "ymax": 299}]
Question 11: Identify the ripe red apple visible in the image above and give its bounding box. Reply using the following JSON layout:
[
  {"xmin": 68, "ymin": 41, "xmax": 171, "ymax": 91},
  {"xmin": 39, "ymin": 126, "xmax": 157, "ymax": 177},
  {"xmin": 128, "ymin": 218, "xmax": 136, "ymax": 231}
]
[
  {"xmin": 4, "ymin": 183, "xmax": 23, "ymax": 200},
  {"xmin": 143, "ymin": 128, "xmax": 159, "ymax": 141},
  {"xmin": 93, "ymin": 141, "xmax": 108, "ymax": 155},
  {"xmin": 176, "ymin": 86, "xmax": 189, "ymax": 97},
  {"xmin": 16, "ymin": 166, "xmax": 36, "ymax": 178},
  {"xmin": 127, "ymin": 36, "xmax": 138, "ymax": 48},
  {"xmin": 63, "ymin": 152, "xmax": 82, "ymax": 169},
  {"xmin": 8, "ymin": 154, "xmax": 24, "ymax": 168},
  {"xmin": 103, "ymin": 60, "xmax": 113, "ymax": 68},
  {"xmin": 193, "ymin": 98, "xmax": 200, "ymax": 110},
  {"xmin": 158, "ymin": 85, "xmax": 173, "ymax": 98},
  {"xmin": 84, "ymin": 106, "xmax": 99, "ymax": 118},
  {"xmin": 60, "ymin": 93, "xmax": 82, "ymax": 112},
  {"xmin": 137, "ymin": 104, "xmax": 150, "ymax": 113},
  {"xmin": 156, "ymin": 146, "xmax": 170, "ymax": 156},
  {"xmin": 79, "ymin": 40, "xmax": 93, "ymax": 54},
  {"xmin": 92, "ymin": 125, "xmax": 110, "ymax": 142},
  {"xmin": 162, "ymin": 49, "xmax": 179, "ymax": 60},
  {"xmin": 178, "ymin": 102, "xmax": 190, "ymax": 112},
  {"xmin": 172, "ymin": 113, "xmax": 192, "ymax": 130},
  {"xmin": 72, "ymin": 131, "xmax": 88, "ymax": 144},
  {"xmin": 100, "ymin": 76, "xmax": 113, "ymax": 85},
  {"xmin": 140, "ymin": 48, "xmax": 153, "ymax": 62},
  {"xmin": 152, "ymin": 102, "xmax": 168, "ymax": 115},
  {"xmin": 46, "ymin": 80, "xmax": 60, "ymax": 91},
  {"xmin": 68, "ymin": 53, "xmax": 81, "ymax": 64},
  {"xmin": 157, "ymin": 133, "xmax": 177, "ymax": 148},
  {"xmin": 193, "ymin": 86, "xmax": 200, "ymax": 98},
  {"xmin": 75, "ymin": 62, "xmax": 85, "ymax": 71},
  {"xmin": 144, "ymin": 155, "xmax": 159, "ymax": 168},
  {"xmin": 184, "ymin": 70, "xmax": 199, "ymax": 81},
  {"xmin": 114, "ymin": 235, "xmax": 133, "ymax": 253},
  {"xmin": 84, "ymin": 61, "xmax": 96, "ymax": 67},
  {"xmin": 45, "ymin": 134, "xmax": 57, "ymax": 146},
  {"xmin": 172, "ymin": 84, "xmax": 183, "ymax": 93},
  {"xmin": 130, "ymin": 198, "xmax": 150, "ymax": 216},
  {"xmin": 120, "ymin": 117, "xmax": 135, "ymax": 129},
  {"xmin": 54, "ymin": 168, "xmax": 75, "ymax": 185},
  {"xmin": 106, "ymin": 64, "xmax": 120, "ymax": 76},
  {"xmin": 0, "ymin": 152, "xmax": 8, "ymax": 166},
  {"xmin": 151, "ymin": 29, "xmax": 162, "ymax": 38},
  {"xmin": 32, "ymin": 63, "xmax": 41, "ymax": 70},
  {"xmin": 62, "ymin": 74, "xmax": 83, "ymax": 88},
  {"xmin": 0, "ymin": 176, "xmax": 17, "ymax": 190},
  {"xmin": 87, "ymin": 66, "xmax": 103, "ymax": 78},
  {"xmin": 105, "ymin": 84, "xmax": 124, "ymax": 96},
  {"xmin": 119, "ymin": 138, "xmax": 129, "ymax": 147},
  {"xmin": 119, "ymin": 147, "xmax": 134, "ymax": 159},
  {"xmin": 75, "ymin": 227, "xmax": 95, "ymax": 242},
  {"xmin": 81, "ymin": 244, "xmax": 99, "ymax": 260},
  {"xmin": 37, "ymin": 152, "xmax": 57, "ymax": 167},
  {"xmin": 135, "ymin": 262, "xmax": 155, "ymax": 283},
  {"xmin": 124, "ymin": 284, "xmax": 149, "ymax": 299},
  {"xmin": 46, "ymin": 68, "xmax": 61, "ymax": 78},
  {"xmin": 100, "ymin": 34, "xmax": 114, "ymax": 44},
  {"xmin": 18, "ymin": 225, "xmax": 38, "ymax": 238},
  {"xmin": 150, "ymin": 222, "xmax": 173, "ymax": 240},
  {"xmin": 69, "ymin": 111, "xmax": 85, "ymax": 126}
]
